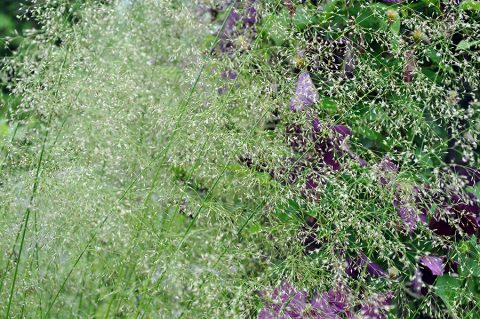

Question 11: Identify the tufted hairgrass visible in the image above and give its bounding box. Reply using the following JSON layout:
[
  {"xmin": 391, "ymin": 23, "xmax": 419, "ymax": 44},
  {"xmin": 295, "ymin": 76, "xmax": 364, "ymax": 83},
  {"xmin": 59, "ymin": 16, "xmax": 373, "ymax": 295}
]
[{"xmin": 1, "ymin": 0, "xmax": 479, "ymax": 318}]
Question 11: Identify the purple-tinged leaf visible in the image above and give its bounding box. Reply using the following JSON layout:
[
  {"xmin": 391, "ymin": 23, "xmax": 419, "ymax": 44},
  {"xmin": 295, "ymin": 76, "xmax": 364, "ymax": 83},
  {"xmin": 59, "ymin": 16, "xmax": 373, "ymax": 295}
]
[
  {"xmin": 403, "ymin": 52, "xmax": 415, "ymax": 82},
  {"xmin": 359, "ymin": 292, "xmax": 393, "ymax": 319},
  {"xmin": 358, "ymin": 158, "xmax": 368, "ymax": 167},
  {"xmin": 380, "ymin": 157, "xmax": 398, "ymax": 172},
  {"xmin": 413, "ymin": 186, "xmax": 429, "ymax": 225},
  {"xmin": 243, "ymin": 1, "xmax": 257, "ymax": 28},
  {"xmin": 221, "ymin": 70, "xmax": 237, "ymax": 80},
  {"xmin": 305, "ymin": 174, "xmax": 319, "ymax": 190},
  {"xmin": 263, "ymin": 281, "xmax": 308, "ymax": 318},
  {"xmin": 301, "ymin": 216, "xmax": 321, "ymax": 254},
  {"xmin": 286, "ymin": 124, "xmax": 307, "ymax": 153},
  {"xmin": 410, "ymin": 268, "xmax": 424, "ymax": 296},
  {"xmin": 332, "ymin": 125, "xmax": 351, "ymax": 142},
  {"xmin": 311, "ymin": 120, "xmax": 359, "ymax": 171},
  {"xmin": 346, "ymin": 252, "xmax": 386, "ymax": 279},
  {"xmin": 451, "ymin": 165, "xmax": 480, "ymax": 186},
  {"xmin": 323, "ymin": 150, "xmax": 341, "ymax": 171},
  {"xmin": 429, "ymin": 192, "xmax": 480, "ymax": 237},
  {"xmin": 311, "ymin": 284, "xmax": 352, "ymax": 316},
  {"xmin": 310, "ymin": 292, "xmax": 338, "ymax": 319},
  {"xmin": 223, "ymin": 9, "xmax": 240, "ymax": 38},
  {"xmin": 378, "ymin": 157, "xmax": 398, "ymax": 186},
  {"xmin": 409, "ymin": 256, "xmax": 445, "ymax": 296},
  {"xmin": 429, "ymin": 210, "xmax": 457, "ymax": 237},
  {"xmin": 343, "ymin": 38, "xmax": 355, "ymax": 78},
  {"xmin": 218, "ymin": 9, "xmax": 241, "ymax": 53},
  {"xmin": 393, "ymin": 196, "xmax": 419, "ymax": 234},
  {"xmin": 283, "ymin": 0, "xmax": 296, "ymax": 16},
  {"xmin": 420, "ymin": 256, "xmax": 445, "ymax": 276},
  {"xmin": 312, "ymin": 117, "xmax": 321, "ymax": 133}
]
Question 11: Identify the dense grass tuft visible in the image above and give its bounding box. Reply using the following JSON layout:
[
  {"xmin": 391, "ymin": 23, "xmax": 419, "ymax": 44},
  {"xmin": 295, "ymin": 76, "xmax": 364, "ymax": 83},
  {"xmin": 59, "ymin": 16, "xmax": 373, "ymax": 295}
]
[{"xmin": 1, "ymin": 0, "xmax": 479, "ymax": 318}]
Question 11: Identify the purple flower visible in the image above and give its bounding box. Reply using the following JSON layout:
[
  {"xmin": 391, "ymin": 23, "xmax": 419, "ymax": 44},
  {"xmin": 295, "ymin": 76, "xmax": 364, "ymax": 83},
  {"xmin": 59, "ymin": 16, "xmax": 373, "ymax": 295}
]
[
  {"xmin": 383, "ymin": 0, "xmax": 404, "ymax": 3},
  {"xmin": 290, "ymin": 71, "xmax": 319, "ymax": 112}
]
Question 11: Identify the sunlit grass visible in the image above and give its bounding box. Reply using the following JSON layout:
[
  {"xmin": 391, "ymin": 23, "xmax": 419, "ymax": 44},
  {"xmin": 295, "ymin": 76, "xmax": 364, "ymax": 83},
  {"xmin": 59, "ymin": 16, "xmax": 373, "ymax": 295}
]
[{"xmin": 0, "ymin": 0, "xmax": 479, "ymax": 318}]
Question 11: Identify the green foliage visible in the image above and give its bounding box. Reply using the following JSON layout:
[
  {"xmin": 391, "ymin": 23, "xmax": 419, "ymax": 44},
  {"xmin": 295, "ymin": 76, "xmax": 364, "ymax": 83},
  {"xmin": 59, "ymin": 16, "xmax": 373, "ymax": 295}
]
[{"xmin": 0, "ymin": 0, "xmax": 479, "ymax": 318}]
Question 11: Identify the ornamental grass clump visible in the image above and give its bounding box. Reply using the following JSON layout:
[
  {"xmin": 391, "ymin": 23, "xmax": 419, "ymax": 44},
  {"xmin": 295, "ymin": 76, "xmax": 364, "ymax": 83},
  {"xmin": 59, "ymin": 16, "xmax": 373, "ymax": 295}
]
[{"xmin": 0, "ymin": 0, "xmax": 479, "ymax": 318}]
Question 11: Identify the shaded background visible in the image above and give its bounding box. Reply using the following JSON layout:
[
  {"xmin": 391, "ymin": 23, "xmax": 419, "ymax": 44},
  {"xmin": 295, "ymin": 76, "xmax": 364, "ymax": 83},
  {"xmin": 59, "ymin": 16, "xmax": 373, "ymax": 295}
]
[{"xmin": 1, "ymin": 0, "xmax": 34, "ymax": 120}]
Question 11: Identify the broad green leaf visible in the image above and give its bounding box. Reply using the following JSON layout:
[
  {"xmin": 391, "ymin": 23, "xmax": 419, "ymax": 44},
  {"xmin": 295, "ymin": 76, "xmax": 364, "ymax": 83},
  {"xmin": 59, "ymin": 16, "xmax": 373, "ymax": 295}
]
[
  {"xmin": 294, "ymin": 7, "xmax": 317, "ymax": 31},
  {"xmin": 275, "ymin": 199, "xmax": 302, "ymax": 223},
  {"xmin": 0, "ymin": 13, "xmax": 15, "ymax": 31},
  {"xmin": 435, "ymin": 276, "xmax": 461, "ymax": 310},
  {"xmin": 317, "ymin": 0, "xmax": 340, "ymax": 24},
  {"xmin": 466, "ymin": 185, "xmax": 480, "ymax": 199},
  {"xmin": 460, "ymin": 0, "xmax": 480, "ymax": 11},
  {"xmin": 457, "ymin": 40, "xmax": 480, "ymax": 51},
  {"xmin": 427, "ymin": 47, "xmax": 441, "ymax": 64},
  {"xmin": 390, "ymin": 18, "xmax": 400, "ymax": 35},
  {"xmin": 356, "ymin": 5, "xmax": 388, "ymax": 31},
  {"xmin": 461, "ymin": 258, "xmax": 480, "ymax": 277},
  {"xmin": 0, "ymin": 120, "xmax": 9, "ymax": 137},
  {"xmin": 246, "ymin": 223, "xmax": 261, "ymax": 234},
  {"xmin": 320, "ymin": 97, "xmax": 337, "ymax": 112},
  {"xmin": 262, "ymin": 11, "xmax": 289, "ymax": 46}
]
